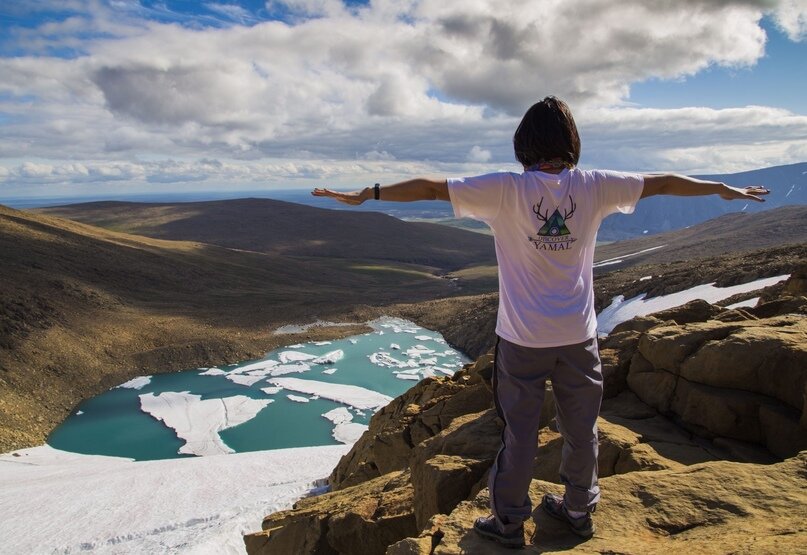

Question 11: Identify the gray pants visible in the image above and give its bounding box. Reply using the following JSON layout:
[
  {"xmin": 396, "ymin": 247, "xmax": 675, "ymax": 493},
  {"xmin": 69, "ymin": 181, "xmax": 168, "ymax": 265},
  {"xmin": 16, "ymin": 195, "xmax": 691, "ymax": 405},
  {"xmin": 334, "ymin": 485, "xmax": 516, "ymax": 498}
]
[{"xmin": 489, "ymin": 336, "xmax": 603, "ymax": 533}]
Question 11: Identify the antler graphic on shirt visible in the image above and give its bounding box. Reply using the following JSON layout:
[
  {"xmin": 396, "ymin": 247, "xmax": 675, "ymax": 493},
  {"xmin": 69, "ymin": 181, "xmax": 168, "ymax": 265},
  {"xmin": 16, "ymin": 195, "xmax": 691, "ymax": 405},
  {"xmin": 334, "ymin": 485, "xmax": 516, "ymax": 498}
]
[
  {"xmin": 532, "ymin": 198, "xmax": 549, "ymax": 222},
  {"xmin": 563, "ymin": 195, "xmax": 576, "ymax": 220}
]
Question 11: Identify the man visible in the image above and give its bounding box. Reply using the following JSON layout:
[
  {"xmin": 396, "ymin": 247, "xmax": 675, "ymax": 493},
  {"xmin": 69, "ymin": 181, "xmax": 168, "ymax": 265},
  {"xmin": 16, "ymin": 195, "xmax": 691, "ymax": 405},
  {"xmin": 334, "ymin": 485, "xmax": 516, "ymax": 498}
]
[{"xmin": 313, "ymin": 96, "xmax": 767, "ymax": 548}]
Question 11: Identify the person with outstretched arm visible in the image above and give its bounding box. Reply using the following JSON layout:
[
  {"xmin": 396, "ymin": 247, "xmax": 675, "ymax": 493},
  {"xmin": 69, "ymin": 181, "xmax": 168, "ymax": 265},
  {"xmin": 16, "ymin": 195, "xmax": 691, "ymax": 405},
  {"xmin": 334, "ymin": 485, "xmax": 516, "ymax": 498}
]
[{"xmin": 312, "ymin": 96, "xmax": 767, "ymax": 548}]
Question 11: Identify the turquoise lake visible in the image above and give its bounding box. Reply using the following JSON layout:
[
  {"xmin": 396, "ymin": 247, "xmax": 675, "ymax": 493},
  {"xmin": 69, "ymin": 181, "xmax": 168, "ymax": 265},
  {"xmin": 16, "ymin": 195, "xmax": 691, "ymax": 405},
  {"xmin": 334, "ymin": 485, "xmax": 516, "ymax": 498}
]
[{"xmin": 48, "ymin": 318, "xmax": 470, "ymax": 461}]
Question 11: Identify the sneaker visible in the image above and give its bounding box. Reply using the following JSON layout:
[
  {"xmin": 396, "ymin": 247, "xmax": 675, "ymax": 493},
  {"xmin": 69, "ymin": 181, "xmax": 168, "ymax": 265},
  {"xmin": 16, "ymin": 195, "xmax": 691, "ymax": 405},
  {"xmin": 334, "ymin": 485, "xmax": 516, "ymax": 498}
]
[
  {"xmin": 473, "ymin": 515, "xmax": 525, "ymax": 549},
  {"xmin": 541, "ymin": 493, "xmax": 595, "ymax": 538}
]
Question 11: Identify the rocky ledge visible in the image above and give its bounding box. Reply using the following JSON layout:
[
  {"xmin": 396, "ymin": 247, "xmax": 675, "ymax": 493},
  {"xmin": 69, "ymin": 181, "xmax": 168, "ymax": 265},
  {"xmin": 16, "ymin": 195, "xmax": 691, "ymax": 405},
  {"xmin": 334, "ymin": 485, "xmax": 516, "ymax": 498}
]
[{"xmin": 244, "ymin": 268, "xmax": 807, "ymax": 554}]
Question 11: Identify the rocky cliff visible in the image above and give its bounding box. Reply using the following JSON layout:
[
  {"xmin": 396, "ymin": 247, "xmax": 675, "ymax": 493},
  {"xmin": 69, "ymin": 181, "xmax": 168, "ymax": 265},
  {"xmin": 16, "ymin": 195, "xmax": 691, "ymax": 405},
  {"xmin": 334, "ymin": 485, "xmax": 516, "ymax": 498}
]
[{"xmin": 244, "ymin": 269, "xmax": 807, "ymax": 554}]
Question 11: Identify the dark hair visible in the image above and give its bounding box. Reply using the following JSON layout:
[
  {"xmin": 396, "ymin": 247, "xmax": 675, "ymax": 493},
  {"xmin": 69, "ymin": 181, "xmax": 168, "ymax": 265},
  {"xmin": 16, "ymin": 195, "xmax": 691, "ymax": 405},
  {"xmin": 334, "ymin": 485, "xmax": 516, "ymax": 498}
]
[{"xmin": 513, "ymin": 96, "xmax": 580, "ymax": 168}]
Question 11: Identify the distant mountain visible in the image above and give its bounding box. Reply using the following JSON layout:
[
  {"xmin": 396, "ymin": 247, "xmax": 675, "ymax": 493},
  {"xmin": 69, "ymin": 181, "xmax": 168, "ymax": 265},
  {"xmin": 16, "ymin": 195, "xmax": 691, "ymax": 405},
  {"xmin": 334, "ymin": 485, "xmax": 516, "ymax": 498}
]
[
  {"xmin": 594, "ymin": 205, "xmax": 807, "ymax": 272},
  {"xmin": 598, "ymin": 162, "xmax": 807, "ymax": 241},
  {"xmin": 35, "ymin": 198, "xmax": 496, "ymax": 271}
]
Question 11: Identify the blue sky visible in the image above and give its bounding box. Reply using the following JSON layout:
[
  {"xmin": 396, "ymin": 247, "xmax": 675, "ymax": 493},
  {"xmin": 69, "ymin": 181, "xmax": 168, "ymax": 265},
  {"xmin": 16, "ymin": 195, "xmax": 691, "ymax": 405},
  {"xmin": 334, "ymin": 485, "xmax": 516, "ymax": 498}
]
[{"xmin": 0, "ymin": 0, "xmax": 805, "ymax": 198}]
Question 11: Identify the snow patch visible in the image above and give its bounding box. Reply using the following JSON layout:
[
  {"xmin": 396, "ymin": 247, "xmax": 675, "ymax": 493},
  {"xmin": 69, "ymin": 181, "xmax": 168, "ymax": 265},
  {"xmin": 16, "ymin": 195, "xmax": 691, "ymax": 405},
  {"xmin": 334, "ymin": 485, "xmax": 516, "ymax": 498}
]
[
  {"xmin": 597, "ymin": 274, "xmax": 790, "ymax": 335},
  {"xmin": 0, "ymin": 444, "xmax": 348, "ymax": 555},
  {"xmin": 594, "ymin": 245, "xmax": 666, "ymax": 269},
  {"xmin": 724, "ymin": 297, "xmax": 760, "ymax": 310},
  {"xmin": 138, "ymin": 392, "xmax": 271, "ymax": 457}
]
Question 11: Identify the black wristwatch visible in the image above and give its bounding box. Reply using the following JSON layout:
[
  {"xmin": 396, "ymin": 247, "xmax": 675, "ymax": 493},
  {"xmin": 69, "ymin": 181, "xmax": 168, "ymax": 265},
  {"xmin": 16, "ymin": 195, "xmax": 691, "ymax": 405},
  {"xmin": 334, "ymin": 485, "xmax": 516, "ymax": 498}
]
[{"xmin": 374, "ymin": 183, "xmax": 380, "ymax": 200}]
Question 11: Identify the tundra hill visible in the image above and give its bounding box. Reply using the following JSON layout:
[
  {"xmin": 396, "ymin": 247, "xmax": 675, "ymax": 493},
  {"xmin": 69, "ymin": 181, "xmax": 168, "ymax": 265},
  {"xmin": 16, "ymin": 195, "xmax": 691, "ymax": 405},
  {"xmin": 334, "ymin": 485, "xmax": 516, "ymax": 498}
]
[
  {"xmin": 35, "ymin": 198, "xmax": 496, "ymax": 270},
  {"xmin": 593, "ymin": 204, "xmax": 807, "ymax": 273},
  {"xmin": 0, "ymin": 203, "xmax": 495, "ymax": 452}
]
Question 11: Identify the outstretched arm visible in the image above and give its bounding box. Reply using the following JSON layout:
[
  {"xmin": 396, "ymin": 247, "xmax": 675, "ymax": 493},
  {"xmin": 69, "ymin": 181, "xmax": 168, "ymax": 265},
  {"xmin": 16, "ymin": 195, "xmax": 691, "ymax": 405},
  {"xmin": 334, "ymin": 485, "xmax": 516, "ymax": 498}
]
[
  {"xmin": 641, "ymin": 174, "xmax": 768, "ymax": 202},
  {"xmin": 312, "ymin": 178, "xmax": 449, "ymax": 205}
]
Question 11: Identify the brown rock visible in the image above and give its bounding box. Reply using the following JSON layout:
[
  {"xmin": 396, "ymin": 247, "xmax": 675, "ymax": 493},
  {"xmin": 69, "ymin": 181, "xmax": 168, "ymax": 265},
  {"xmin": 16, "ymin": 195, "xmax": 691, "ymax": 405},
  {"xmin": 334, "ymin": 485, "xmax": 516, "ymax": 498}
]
[
  {"xmin": 395, "ymin": 452, "xmax": 807, "ymax": 554},
  {"xmin": 245, "ymin": 470, "xmax": 417, "ymax": 555}
]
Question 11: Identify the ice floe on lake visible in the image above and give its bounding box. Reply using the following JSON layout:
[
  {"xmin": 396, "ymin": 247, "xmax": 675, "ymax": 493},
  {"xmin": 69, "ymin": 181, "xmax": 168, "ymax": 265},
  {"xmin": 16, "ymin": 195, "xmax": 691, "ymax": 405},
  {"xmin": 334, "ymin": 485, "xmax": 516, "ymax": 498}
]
[
  {"xmin": 597, "ymin": 274, "xmax": 791, "ymax": 335},
  {"xmin": 199, "ymin": 367, "xmax": 227, "ymax": 376},
  {"xmin": 269, "ymin": 378, "xmax": 393, "ymax": 411},
  {"xmin": 321, "ymin": 368, "xmax": 338, "ymax": 375},
  {"xmin": 260, "ymin": 386, "xmax": 282, "ymax": 395},
  {"xmin": 225, "ymin": 374, "xmax": 265, "ymax": 387},
  {"xmin": 278, "ymin": 351, "xmax": 317, "ymax": 363},
  {"xmin": 287, "ymin": 395, "xmax": 310, "ymax": 403},
  {"xmin": 115, "ymin": 376, "xmax": 151, "ymax": 390},
  {"xmin": 312, "ymin": 349, "xmax": 344, "ymax": 365},
  {"xmin": 139, "ymin": 392, "xmax": 272, "ymax": 457},
  {"xmin": 321, "ymin": 407, "xmax": 368, "ymax": 444}
]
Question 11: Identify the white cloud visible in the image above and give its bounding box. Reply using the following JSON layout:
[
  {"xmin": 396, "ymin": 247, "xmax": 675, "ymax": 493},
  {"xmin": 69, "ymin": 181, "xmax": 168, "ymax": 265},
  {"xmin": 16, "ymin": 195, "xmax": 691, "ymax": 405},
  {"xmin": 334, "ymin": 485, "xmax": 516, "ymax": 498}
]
[
  {"xmin": 773, "ymin": 0, "xmax": 807, "ymax": 40},
  {"xmin": 467, "ymin": 145, "xmax": 492, "ymax": 163},
  {"xmin": 0, "ymin": 0, "xmax": 805, "ymax": 192}
]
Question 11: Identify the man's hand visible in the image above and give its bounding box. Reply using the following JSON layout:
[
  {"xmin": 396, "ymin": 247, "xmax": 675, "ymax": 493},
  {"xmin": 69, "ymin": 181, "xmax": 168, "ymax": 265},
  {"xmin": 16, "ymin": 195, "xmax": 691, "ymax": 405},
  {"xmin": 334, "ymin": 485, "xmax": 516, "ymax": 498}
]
[
  {"xmin": 718, "ymin": 184, "xmax": 769, "ymax": 202},
  {"xmin": 311, "ymin": 187, "xmax": 371, "ymax": 205}
]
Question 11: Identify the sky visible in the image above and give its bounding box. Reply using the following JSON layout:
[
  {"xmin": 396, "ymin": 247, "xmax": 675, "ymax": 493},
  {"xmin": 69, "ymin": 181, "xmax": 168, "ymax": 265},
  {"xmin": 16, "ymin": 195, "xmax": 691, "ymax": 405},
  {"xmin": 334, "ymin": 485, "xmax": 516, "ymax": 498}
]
[{"xmin": 0, "ymin": 0, "xmax": 806, "ymax": 198}]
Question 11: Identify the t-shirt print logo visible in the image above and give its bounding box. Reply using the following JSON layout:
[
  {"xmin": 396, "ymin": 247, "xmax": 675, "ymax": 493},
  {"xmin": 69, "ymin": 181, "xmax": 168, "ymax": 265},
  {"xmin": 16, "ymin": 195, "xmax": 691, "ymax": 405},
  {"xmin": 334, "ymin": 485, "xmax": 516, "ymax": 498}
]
[{"xmin": 528, "ymin": 195, "xmax": 578, "ymax": 251}]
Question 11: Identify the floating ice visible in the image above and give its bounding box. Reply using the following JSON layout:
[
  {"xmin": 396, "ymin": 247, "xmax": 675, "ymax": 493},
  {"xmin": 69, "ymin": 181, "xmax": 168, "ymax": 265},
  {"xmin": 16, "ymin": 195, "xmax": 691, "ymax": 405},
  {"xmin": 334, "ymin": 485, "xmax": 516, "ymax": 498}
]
[
  {"xmin": 115, "ymin": 376, "xmax": 151, "ymax": 390},
  {"xmin": 436, "ymin": 367, "xmax": 456, "ymax": 376},
  {"xmin": 321, "ymin": 368, "xmax": 338, "ymax": 375},
  {"xmin": 198, "ymin": 368, "xmax": 227, "ymax": 376},
  {"xmin": 75, "ymin": 411, "xmax": 84, "ymax": 416},
  {"xmin": 269, "ymin": 378, "xmax": 393, "ymax": 411},
  {"xmin": 230, "ymin": 360, "xmax": 280, "ymax": 374},
  {"xmin": 278, "ymin": 351, "xmax": 317, "ymax": 363},
  {"xmin": 396, "ymin": 374, "xmax": 420, "ymax": 381},
  {"xmin": 312, "ymin": 350, "xmax": 344, "ymax": 365},
  {"xmin": 139, "ymin": 392, "xmax": 271, "ymax": 457},
  {"xmin": 390, "ymin": 343, "xmax": 400, "ymax": 350},
  {"xmin": 225, "ymin": 374, "xmax": 265, "ymax": 387},
  {"xmin": 322, "ymin": 407, "xmax": 353, "ymax": 425},
  {"xmin": 261, "ymin": 386, "xmax": 282, "ymax": 395},
  {"xmin": 597, "ymin": 274, "xmax": 790, "ymax": 335},
  {"xmin": 414, "ymin": 335, "xmax": 433, "ymax": 341},
  {"xmin": 418, "ymin": 357, "xmax": 438, "ymax": 366},
  {"xmin": 331, "ymin": 423, "xmax": 367, "ymax": 444},
  {"xmin": 406, "ymin": 346, "xmax": 435, "ymax": 357},
  {"xmin": 313, "ymin": 341, "xmax": 332, "ymax": 346},
  {"xmin": 348, "ymin": 338, "xmax": 358, "ymax": 344},
  {"xmin": 267, "ymin": 363, "xmax": 311, "ymax": 376},
  {"xmin": 369, "ymin": 352, "xmax": 405, "ymax": 368},
  {"xmin": 287, "ymin": 395, "xmax": 310, "ymax": 403}
]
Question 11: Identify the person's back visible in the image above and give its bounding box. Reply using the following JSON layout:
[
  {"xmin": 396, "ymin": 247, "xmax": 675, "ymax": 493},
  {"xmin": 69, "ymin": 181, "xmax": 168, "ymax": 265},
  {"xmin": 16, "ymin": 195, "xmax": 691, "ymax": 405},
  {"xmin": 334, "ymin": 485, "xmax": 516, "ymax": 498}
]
[{"xmin": 449, "ymin": 167, "xmax": 643, "ymax": 347}]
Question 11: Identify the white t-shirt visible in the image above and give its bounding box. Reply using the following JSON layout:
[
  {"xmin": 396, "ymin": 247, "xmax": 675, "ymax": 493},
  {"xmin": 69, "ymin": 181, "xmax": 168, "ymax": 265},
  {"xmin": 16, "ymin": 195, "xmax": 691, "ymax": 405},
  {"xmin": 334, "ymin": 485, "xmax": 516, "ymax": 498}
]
[{"xmin": 448, "ymin": 168, "xmax": 644, "ymax": 348}]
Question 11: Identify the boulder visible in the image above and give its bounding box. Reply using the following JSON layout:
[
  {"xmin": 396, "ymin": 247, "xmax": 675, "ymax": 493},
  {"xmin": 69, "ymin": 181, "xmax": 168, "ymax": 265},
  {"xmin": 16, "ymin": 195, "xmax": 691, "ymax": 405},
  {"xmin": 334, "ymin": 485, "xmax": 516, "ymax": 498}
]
[
  {"xmin": 627, "ymin": 315, "xmax": 807, "ymax": 458},
  {"xmin": 245, "ymin": 470, "xmax": 417, "ymax": 555}
]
